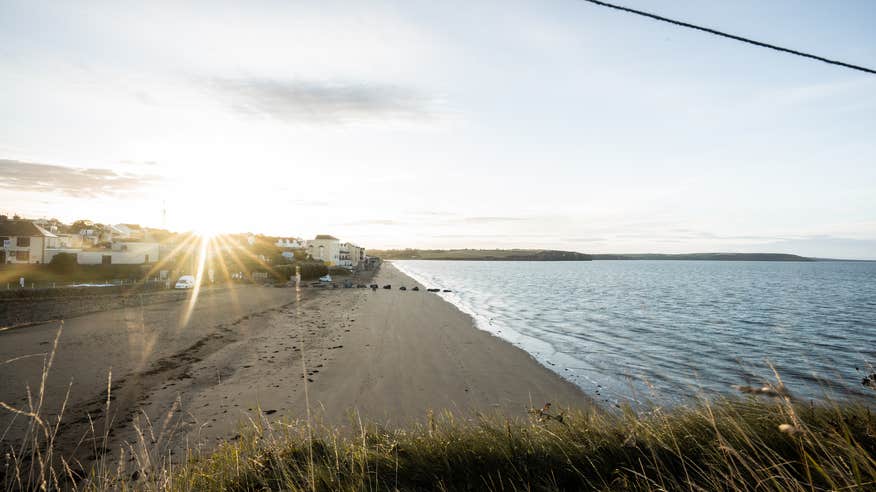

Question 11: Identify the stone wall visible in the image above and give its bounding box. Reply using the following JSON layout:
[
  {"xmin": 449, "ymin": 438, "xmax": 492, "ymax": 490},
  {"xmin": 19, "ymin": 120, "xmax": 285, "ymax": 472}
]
[{"xmin": 0, "ymin": 286, "xmax": 228, "ymax": 329}]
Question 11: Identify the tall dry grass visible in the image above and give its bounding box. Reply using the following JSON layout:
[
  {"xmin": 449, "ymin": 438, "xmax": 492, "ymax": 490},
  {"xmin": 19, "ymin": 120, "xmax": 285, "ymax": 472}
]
[{"xmin": 166, "ymin": 395, "xmax": 875, "ymax": 491}]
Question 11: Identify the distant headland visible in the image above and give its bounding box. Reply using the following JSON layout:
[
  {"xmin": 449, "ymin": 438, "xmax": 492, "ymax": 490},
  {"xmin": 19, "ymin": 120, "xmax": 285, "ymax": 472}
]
[{"xmin": 372, "ymin": 249, "xmax": 821, "ymax": 262}]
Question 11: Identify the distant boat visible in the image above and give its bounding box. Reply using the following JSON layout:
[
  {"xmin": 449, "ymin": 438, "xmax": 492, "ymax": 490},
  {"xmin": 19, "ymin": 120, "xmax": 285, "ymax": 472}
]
[{"xmin": 319, "ymin": 274, "xmax": 332, "ymax": 282}]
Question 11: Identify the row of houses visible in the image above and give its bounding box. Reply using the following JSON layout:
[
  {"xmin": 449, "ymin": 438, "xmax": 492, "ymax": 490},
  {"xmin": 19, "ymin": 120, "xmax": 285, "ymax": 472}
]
[
  {"xmin": 1, "ymin": 216, "xmax": 368, "ymax": 271},
  {"xmin": 276, "ymin": 234, "xmax": 366, "ymax": 268},
  {"xmin": 0, "ymin": 217, "xmax": 159, "ymax": 265}
]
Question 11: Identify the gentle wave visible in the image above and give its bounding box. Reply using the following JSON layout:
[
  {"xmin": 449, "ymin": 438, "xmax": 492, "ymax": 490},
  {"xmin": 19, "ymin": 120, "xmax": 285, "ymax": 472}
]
[{"xmin": 393, "ymin": 260, "xmax": 876, "ymax": 406}]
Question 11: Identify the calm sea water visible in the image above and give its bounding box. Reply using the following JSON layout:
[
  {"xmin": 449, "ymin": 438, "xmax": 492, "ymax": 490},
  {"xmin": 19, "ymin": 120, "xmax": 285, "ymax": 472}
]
[{"xmin": 393, "ymin": 260, "xmax": 876, "ymax": 406}]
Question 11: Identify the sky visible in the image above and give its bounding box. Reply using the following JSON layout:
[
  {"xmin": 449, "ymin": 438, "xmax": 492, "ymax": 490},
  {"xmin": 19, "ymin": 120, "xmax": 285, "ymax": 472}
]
[{"xmin": 1, "ymin": 0, "xmax": 875, "ymax": 259}]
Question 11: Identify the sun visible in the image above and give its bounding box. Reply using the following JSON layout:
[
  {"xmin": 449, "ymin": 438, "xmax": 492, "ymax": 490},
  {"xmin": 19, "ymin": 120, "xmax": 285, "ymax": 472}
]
[
  {"xmin": 193, "ymin": 225, "xmax": 220, "ymax": 239},
  {"xmin": 191, "ymin": 215, "xmax": 225, "ymax": 239}
]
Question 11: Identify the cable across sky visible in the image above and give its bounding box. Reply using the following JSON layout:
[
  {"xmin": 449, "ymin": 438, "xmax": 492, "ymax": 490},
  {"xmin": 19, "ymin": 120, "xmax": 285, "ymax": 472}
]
[{"xmin": 581, "ymin": 0, "xmax": 876, "ymax": 75}]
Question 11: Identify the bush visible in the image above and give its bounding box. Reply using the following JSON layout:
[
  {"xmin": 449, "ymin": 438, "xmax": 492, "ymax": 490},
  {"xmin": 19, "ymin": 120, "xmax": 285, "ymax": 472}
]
[
  {"xmin": 48, "ymin": 253, "xmax": 77, "ymax": 274},
  {"xmin": 328, "ymin": 266, "xmax": 351, "ymax": 276},
  {"xmin": 297, "ymin": 261, "xmax": 328, "ymax": 281},
  {"xmin": 262, "ymin": 262, "xmax": 330, "ymax": 282},
  {"xmin": 272, "ymin": 264, "xmax": 295, "ymax": 281}
]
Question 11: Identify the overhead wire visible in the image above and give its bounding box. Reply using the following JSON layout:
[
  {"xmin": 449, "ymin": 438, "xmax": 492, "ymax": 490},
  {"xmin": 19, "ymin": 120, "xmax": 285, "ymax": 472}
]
[{"xmin": 580, "ymin": 0, "xmax": 876, "ymax": 75}]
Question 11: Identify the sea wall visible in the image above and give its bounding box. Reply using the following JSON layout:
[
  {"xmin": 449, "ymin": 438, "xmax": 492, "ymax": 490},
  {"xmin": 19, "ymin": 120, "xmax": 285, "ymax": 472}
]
[{"xmin": 0, "ymin": 286, "xmax": 228, "ymax": 329}]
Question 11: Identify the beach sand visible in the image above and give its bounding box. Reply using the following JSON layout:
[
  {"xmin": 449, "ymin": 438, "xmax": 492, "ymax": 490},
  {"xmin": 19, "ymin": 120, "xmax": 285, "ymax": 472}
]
[{"xmin": 0, "ymin": 263, "xmax": 590, "ymax": 467}]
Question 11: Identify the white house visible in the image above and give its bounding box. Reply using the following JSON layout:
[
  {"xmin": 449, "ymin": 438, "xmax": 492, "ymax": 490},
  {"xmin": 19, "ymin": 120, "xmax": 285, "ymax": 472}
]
[
  {"xmin": 44, "ymin": 232, "xmax": 85, "ymax": 264},
  {"xmin": 47, "ymin": 233, "xmax": 83, "ymax": 249},
  {"xmin": 112, "ymin": 223, "xmax": 145, "ymax": 240},
  {"xmin": 306, "ymin": 235, "xmax": 341, "ymax": 266},
  {"xmin": 342, "ymin": 243, "xmax": 365, "ymax": 268},
  {"xmin": 275, "ymin": 238, "xmax": 304, "ymax": 249},
  {"xmin": 78, "ymin": 227, "xmax": 113, "ymax": 246},
  {"xmin": 0, "ymin": 218, "xmax": 56, "ymax": 264},
  {"xmin": 77, "ymin": 242, "xmax": 159, "ymax": 265}
]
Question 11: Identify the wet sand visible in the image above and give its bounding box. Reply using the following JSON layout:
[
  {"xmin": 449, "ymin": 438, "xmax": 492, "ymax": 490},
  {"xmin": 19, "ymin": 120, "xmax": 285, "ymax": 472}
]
[{"xmin": 0, "ymin": 264, "xmax": 590, "ymax": 468}]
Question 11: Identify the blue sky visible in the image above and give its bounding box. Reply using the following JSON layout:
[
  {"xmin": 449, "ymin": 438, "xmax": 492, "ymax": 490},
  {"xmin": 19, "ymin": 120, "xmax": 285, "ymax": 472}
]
[{"xmin": 1, "ymin": 0, "xmax": 874, "ymax": 258}]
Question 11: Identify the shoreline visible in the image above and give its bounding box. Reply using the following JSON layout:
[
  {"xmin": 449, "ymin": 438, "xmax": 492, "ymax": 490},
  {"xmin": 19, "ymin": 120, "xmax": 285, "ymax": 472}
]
[{"xmin": 392, "ymin": 260, "xmax": 599, "ymax": 397}]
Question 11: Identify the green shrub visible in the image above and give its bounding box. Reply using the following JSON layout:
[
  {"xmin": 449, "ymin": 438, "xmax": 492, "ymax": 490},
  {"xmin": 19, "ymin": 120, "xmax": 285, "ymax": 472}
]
[
  {"xmin": 327, "ymin": 266, "xmax": 350, "ymax": 276},
  {"xmin": 272, "ymin": 264, "xmax": 295, "ymax": 281},
  {"xmin": 298, "ymin": 261, "xmax": 328, "ymax": 281},
  {"xmin": 48, "ymin": 252, "xmax": 77, "ymax": 274}
]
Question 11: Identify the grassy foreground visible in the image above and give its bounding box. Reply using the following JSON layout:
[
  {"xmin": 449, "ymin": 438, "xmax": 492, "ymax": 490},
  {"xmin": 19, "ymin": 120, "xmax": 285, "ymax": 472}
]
[
  {"xmin": 3, "ymin": 334, "xmax": 874, "ymax": 490},
  {"xmin": 3, "ymin": 332, "xmax": 873, "ymax": 490},
  {"xmin": 67, "ymin": 398, "xmax": 871, "ymax": 491}
]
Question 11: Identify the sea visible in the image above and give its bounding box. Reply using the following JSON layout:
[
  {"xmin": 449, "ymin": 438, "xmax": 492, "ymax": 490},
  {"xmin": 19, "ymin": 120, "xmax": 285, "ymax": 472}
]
[{"xmin": 392, "ymin": 260, "xmax": 876, "ymax": 406}]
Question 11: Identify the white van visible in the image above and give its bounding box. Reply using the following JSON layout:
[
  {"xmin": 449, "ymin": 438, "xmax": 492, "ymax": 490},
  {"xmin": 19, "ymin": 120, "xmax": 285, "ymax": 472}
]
[{"xmin": 175, "ymin": 275, "xmax": 196, "ymax": 289}]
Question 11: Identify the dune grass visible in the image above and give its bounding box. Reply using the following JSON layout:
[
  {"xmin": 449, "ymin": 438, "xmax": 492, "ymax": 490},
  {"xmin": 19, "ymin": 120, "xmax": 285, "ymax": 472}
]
[
  {"xmin": 161, "ymin": 397, "xmax": 875, "ymax": 492},
  {"xmin": 20, "ymin": 396, "xmax": 863, "ymax": 491}
]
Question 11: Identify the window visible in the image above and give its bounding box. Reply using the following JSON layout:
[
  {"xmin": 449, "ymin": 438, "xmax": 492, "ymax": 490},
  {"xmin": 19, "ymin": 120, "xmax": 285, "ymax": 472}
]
[
  {"xmin": 17, "ymin": 237, "xmax": 30, "ymax": 247},
  {"xmin": 102, "ymin": 255, "xmax": 112, "ymax": 265},
  {"xmin": 15, "ymin": 251, "xmax": 29, "ymax": 262}
]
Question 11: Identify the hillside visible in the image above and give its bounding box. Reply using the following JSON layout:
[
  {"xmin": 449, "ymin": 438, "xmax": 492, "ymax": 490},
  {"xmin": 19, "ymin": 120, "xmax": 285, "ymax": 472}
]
[{"xmin": 368, "ymin": 249, "xmax": 593, "ymax": 261}]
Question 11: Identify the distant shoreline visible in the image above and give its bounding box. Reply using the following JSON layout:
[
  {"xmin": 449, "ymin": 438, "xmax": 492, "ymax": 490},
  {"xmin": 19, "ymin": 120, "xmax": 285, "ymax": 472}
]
[
  {"xmin": 590, "ymin": 253, "xmax": 815, "ymax": 261},
  {"xmin": 373, "ymin": 249, "xmax": 867, "ymax": 262}
]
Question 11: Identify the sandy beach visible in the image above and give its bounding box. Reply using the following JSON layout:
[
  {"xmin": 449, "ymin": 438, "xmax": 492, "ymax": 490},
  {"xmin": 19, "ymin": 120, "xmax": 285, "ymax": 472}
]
[{"xmin": 0, "ymin": 263, "xmax": 589, "ymax": 467}]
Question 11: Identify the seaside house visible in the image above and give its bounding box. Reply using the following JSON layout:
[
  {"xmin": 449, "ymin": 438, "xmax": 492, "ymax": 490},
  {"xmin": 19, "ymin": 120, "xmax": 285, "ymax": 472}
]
[
  {"xmin": 77, "ymin": 241, "xmax": 159, "ymax": 265},
  {"xmin": 306, "ymin": 235, "xmax": 341, "ymax": 266},
  {"xmin": 343, "ymin": 243, "xmax": 365, "ymax": 268},
  {"xmin": 33, "ymin": 218, "xmax": 66, "ymax": 234},
  {"xmin": 276, "ymin": 237, "xmax": 305, "ymax": 261},
  {"xmin": 275, "ymin": 238, "xmax": 304, "ymax": 249},
  {"xmin": 44, "ymin": 233, "xmax": 85, "ymax": 264},
  {"xmin": 0, "ymin": 217, "xmax": 57, "ymax": 264},
  {"xmin": 339, "ymin": 244, "xmax": 352, "ymax": 268},
  {"xmin": 112, "ymin": 223, "xmax": 145, "ymax": 240},
  {"xmin": 49, "ymin": 233, "xmax": 84, "ymax": 249},
  {"xmin": 337, "ymin": 242, "xmax": 365, "ymax": 268},
  {"xmin": 78, "ymin": 225, "xmax": 114, "ymax": 246}
]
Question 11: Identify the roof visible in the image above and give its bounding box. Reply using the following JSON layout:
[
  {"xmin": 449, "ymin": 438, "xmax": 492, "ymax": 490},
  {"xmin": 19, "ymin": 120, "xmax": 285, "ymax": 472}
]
[
  {"xmin": 0, "ymin": 220, "xmax": 57, "ymax": 238},
  {"xmin": 314, "ymin": 234, "xmax": 339, "ymax": 240}
]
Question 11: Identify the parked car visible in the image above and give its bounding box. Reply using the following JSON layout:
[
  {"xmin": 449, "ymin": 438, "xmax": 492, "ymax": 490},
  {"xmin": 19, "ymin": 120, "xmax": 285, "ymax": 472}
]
[
  {"xmin": 175, "ymin": 275, "xmax": 196, "ymax": 289},
  {"xmin": 319, "ymin": 274, "xmax": 332, "ymax": 283}
]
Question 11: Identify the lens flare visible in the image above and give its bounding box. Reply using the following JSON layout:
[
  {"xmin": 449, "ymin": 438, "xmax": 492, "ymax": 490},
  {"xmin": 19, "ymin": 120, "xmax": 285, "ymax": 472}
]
[{"xmin": 180, "ymin": 233, "xmax": 211, "ymax": 327}]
